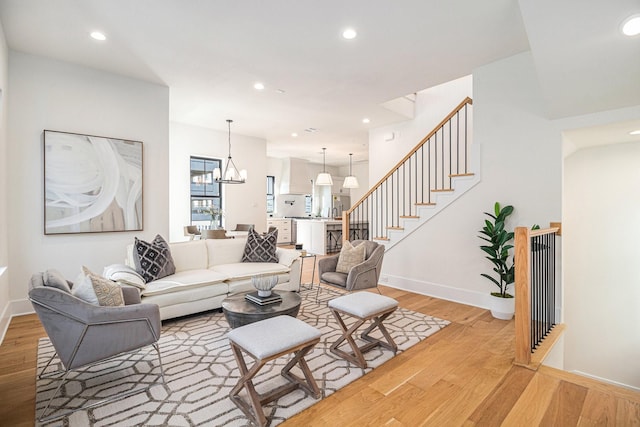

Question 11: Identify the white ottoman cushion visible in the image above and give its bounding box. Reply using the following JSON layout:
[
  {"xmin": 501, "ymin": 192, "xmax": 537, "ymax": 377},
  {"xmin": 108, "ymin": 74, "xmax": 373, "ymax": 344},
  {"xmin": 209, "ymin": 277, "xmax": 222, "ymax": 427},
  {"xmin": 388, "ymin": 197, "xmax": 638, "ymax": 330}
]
[
  {"xmin": 328, "ymin": 292, "xmax": 398, "ymax": 318},
  {"xmin": 227, "ymin": 315, "xmax": 321, "ymax": 360}
]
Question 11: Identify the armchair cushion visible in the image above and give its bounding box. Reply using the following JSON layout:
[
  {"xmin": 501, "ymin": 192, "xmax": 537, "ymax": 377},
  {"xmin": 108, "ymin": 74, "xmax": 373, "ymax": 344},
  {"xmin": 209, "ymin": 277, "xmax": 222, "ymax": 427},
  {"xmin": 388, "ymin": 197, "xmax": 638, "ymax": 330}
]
[
  {"xmin": 242, "ymin": 228, "xmax": 278, "ymax": 263},
  {"xmin": 336, "ymin": 240, "xmax": 366, "ymax": 273},
  {"xmin": 44, "ymin": 269, "xmax": 72, "ymax": 293},
  {"xmin": 133, "ymin": 234, "xmax": 176, "ymax": 282},
  {"xmin": 71, "ymin": 273, "xmax": 100, "ymax": 305}
]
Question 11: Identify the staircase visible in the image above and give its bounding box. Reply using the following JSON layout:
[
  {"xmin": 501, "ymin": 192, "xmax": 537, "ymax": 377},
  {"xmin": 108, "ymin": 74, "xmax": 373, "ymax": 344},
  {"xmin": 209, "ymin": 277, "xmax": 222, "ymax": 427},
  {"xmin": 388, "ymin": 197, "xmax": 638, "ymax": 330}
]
[{"xmin": 343, "ymin": 97, "xmax": 479, "ymax": 251}]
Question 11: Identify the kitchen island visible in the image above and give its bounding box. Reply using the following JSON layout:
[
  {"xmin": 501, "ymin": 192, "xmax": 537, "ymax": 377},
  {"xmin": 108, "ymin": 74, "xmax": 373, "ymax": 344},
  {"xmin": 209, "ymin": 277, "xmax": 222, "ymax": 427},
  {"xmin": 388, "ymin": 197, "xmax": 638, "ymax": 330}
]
[{"xmin": 296, "ymin": 219, "xmax": 369, "ymax": 255}]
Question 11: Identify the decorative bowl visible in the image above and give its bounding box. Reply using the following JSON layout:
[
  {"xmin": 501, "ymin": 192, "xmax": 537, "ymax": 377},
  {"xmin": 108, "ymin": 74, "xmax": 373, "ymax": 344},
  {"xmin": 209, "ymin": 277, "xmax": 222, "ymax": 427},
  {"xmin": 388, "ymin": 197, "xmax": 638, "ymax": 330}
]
[{"xmin": 251, "ymin": 275, "xmax": 279, "ymax": 297}]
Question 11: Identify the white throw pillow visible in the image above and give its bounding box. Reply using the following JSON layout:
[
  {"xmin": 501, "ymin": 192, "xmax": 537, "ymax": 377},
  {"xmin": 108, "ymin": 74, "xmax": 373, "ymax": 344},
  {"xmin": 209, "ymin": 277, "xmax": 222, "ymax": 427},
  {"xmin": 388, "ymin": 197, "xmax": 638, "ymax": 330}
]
[
  {"xmin": 71, "ymin": 272, "xmax": 99, "ymax": 305},
  {"xmin": 103, "ymin": 264, "xmax": 147, "ymax": 290}
]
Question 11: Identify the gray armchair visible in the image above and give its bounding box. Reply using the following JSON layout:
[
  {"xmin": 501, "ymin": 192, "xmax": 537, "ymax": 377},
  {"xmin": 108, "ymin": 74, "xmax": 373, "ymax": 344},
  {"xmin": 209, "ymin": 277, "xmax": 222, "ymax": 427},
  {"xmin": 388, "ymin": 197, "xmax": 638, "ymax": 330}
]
[
  {"xmin": 29, "ymin": 272, "xmax": 164, "ymax": 421},
  {"xmin": 317, "ymin": 240, "xmax": 385, "ymax": 299}
]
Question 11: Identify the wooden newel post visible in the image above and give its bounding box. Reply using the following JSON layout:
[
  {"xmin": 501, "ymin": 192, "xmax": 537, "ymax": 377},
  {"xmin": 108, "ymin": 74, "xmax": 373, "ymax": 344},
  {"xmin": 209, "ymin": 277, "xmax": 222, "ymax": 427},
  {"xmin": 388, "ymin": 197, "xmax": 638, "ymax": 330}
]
[
  {"xmin": 514, "ymin": 226, "xmax": 531, "ymax": 365},
  {"xmin": 342, "ymin": 211, "xmax": 350, "ymax": 243}
]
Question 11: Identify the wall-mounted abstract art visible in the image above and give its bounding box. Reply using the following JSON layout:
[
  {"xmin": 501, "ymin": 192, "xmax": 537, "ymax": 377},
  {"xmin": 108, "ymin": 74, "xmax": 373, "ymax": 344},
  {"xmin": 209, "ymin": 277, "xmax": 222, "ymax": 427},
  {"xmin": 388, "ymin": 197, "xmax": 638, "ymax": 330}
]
[{"xmin": 44, "ymin": 130, "xmax": 143, "ymax": 235}]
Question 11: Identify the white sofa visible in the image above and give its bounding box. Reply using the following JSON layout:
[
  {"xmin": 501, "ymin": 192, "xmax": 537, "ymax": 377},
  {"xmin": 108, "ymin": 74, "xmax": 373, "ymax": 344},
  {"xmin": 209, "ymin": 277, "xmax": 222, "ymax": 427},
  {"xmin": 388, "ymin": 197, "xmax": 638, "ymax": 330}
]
[{"xmin": 125, "ymin": 237, "xmax": 301, "ymax": 320}]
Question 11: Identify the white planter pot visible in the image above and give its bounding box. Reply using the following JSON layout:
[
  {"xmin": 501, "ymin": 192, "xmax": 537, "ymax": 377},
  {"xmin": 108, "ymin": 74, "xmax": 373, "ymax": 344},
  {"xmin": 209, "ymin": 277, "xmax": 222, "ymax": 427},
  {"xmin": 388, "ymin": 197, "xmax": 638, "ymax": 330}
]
[{"xmin": 489, "ymin": 293, "xmax": 515, "ymax": 320}]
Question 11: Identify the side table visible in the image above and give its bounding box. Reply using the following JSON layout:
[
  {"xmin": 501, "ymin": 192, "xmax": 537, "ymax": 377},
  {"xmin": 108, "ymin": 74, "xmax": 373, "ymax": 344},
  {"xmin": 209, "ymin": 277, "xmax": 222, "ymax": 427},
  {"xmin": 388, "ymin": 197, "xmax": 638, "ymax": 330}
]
[{"xmin": 300, "ymin": 253, "xmax": 317, "ymax": 291}]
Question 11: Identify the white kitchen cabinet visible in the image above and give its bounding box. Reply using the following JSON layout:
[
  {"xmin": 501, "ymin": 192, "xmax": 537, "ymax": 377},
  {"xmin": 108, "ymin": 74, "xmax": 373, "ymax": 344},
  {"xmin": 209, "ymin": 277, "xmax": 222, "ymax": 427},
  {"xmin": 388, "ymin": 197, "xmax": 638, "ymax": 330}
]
[{"xmin": 266, "ymin": 218, "xmax": 292, "ymax": 244}]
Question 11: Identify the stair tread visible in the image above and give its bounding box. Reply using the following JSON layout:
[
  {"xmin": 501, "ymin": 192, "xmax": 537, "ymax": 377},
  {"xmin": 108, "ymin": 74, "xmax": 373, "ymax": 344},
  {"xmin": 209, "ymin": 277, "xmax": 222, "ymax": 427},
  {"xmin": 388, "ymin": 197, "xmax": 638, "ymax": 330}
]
[
  {"xmin": 373, "ymin": 237, "xmax": 390, "ymax": 241},
  {"xmin": 415, "ymin": 202, "xmax": 436, "ymax": 206},
  {"xmin": 449, "ymin": 173, "xmax": 475, "ymax": 178},
  {"xmin": 399, "ymin": 215, "xmax": 419, "ymax": 219},
  {"xmin": 387, "ymin": 226, "xmax": 404, "ymax": 230},
  {"xmin": 432, "ymin": 188, "xmax": 454, "ymax": 192}
]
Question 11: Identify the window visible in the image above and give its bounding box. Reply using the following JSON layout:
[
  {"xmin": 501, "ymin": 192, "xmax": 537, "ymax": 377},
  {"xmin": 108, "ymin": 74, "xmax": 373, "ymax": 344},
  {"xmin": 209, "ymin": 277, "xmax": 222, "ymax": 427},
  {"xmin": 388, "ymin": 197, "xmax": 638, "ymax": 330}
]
[
  {"xmin": 266, "ymin": 175, "xmax": 275, "ymax": 214},
  {"xmin": 190, "ymin": 157, "xmax": 222, "ymax": 228}
]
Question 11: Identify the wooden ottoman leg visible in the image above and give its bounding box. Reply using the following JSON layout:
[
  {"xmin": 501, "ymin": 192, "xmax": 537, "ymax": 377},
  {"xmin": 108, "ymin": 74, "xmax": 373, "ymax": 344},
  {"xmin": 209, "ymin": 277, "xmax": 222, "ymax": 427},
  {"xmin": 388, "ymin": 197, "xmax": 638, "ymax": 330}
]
[
  {"xmin": 330, "ymin": 308, "xmax": 369, "ymax": 368},
  {"xmin": 360, "ymin": 308, "xmax": 398, "ymax": 353},
  {"xmin": 229, "ymin": 342, "xmax": 268, "ymax": 427},
  {"xmin": 281, "ymin": 338, "xmax": 321, "ymax": 398}
]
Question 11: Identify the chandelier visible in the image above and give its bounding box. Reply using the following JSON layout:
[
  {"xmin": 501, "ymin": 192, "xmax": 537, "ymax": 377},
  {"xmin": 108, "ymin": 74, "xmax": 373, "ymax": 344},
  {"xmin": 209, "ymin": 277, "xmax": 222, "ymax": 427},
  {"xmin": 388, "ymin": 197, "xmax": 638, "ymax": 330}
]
[{"xmin": 213, "ymin": 119, "xmax": 247, "ymax": 184}]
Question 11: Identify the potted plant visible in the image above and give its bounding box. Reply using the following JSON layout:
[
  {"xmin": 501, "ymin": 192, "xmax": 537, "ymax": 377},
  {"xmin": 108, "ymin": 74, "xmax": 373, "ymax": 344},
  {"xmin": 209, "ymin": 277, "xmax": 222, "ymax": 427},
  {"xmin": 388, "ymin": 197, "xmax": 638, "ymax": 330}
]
[{"xmin": 478, "ymin": 202, "xmax": 515, "ymax": 320}]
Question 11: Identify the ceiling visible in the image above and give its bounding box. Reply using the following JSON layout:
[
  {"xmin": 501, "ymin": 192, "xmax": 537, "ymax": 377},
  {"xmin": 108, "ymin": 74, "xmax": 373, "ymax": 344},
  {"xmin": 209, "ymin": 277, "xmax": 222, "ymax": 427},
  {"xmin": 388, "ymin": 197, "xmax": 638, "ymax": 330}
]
[{"xmin": 0, "ymin": 0, "xmax": 638, "ymax": 166}]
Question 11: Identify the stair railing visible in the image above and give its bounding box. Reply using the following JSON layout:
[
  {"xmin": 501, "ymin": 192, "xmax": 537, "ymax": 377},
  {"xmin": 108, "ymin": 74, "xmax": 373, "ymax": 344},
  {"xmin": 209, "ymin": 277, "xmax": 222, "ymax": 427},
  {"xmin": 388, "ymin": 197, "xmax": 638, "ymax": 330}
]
[
  {"xmin": 343, "ymin": 97, "xmax": 473, "ymax": 242},
  {"xmin": 514, "ymin": 225, "xmax": 561, "ymax": 366}
]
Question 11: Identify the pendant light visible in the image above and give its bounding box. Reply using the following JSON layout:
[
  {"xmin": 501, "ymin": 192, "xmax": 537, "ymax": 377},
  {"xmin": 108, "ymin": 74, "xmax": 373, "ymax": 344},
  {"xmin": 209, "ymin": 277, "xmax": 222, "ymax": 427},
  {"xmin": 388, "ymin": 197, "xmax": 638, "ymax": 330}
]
[
  {"xmin": 315, "ymin": 147, "xmax": 333, "ymax": 186},
  {"xmin": 213, "ymin": 119, "xmax": 247, "ymax": 184},
  {"xmin": 343, "ymin": 153, "xmax": 359, "ymax": 188}
]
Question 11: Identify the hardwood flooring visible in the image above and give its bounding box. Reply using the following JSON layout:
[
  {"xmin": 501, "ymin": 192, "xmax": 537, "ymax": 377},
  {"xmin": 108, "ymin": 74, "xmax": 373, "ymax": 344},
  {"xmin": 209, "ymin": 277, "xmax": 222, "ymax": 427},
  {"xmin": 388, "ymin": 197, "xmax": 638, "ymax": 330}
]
[{"xmin": 1, "ymin": 258, "xmax": 638, "ymax": 426}]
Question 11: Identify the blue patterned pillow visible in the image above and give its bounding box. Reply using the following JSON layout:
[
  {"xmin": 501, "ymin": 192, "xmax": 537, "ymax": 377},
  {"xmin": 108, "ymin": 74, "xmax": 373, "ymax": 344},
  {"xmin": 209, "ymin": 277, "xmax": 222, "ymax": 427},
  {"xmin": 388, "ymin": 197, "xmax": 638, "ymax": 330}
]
[
  {"xmin": 242, "ymin": 228, "xmax": 278, "ymax": 263},
  {"xmin": 133, "ymin": 235, "xmax": 176, "ymax": 282}
]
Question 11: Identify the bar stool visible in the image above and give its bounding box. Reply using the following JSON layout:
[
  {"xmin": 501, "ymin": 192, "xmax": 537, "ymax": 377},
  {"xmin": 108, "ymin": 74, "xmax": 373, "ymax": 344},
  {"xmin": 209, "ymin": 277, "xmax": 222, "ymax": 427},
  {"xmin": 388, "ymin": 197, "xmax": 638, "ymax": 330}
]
[
  {"xmin": 328, "ymin": 292, "xmax": 398, "ymax": 369},
  {"xmin": 227, "ymin": 315, "xmax": 321, "ymax": 427}
]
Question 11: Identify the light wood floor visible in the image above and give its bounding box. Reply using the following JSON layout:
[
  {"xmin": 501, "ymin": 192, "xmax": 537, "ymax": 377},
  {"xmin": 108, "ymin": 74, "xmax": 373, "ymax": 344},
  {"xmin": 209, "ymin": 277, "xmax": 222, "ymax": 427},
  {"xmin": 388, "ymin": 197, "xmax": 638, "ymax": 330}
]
[{"xmin": 1, "ymin": 259, "xmax": 639, "ymax": 426}]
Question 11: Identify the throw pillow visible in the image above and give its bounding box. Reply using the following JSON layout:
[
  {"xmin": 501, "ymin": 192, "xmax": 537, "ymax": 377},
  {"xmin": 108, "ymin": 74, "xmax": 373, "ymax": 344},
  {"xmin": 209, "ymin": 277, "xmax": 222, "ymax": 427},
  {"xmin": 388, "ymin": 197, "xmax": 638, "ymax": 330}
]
[
  {"xmin": 103, "ymin": 264, "xmax": 147, "ymax": 290},
  {"xmin": 336, "ymin": 240, "xmax": 366, "ymax": 274},
  {"xmin": 133, "ymin": 234, "xmax": 176, "ymax": 282},
  {"xmin": 82, "ymin": 266, "xmax": 125, "ymax": 307},
  {"xmin": 43, "ymin": 269, "xmax": 72, "ymax": 293},
  {"xmin": 242, "ymin": 228, "xmax": 278, "ymax": 263},
  {"xmin": 71, "ymin": 271, "xmax": 100, "ymax": 305}
]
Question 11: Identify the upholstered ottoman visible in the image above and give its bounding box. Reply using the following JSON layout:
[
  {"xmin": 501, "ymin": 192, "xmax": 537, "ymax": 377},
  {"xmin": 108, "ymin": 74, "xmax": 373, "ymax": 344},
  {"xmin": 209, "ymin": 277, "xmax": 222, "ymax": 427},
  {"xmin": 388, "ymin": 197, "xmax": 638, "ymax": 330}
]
[
  {"xmin": 328, "ymin": 292, "xmax": 398, "ymax": 368},
  {"xmin": 227, "ymin": 315, "xmax": 321, "ymax": 427}
]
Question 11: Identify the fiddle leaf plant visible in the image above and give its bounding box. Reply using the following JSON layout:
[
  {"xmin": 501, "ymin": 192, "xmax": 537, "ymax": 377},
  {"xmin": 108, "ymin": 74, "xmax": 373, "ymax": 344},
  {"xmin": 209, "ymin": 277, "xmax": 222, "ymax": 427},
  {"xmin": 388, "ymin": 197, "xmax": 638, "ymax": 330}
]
[{"xmin": 478, "ymin": 202, "xmax": 515, "ymax": 298}]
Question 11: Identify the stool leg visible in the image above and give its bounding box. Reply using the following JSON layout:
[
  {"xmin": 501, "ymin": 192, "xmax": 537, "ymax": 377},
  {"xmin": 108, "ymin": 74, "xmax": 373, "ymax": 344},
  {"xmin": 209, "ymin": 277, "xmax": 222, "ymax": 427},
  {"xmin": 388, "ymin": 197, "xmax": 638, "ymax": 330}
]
[
  {"xmin": 330, "ymin": 309, "xmax": 368, "ymax": 368},
  {"xmin": 281, "ymin": 341, "xmax": 321, "ymax": 399},
  {"xmin": 229, "ymin": 343, "xmax": 268, "ymax": 427},
  {"xmin": 360, "ymin": 309, "xmax": 398, "ymax": 353}
]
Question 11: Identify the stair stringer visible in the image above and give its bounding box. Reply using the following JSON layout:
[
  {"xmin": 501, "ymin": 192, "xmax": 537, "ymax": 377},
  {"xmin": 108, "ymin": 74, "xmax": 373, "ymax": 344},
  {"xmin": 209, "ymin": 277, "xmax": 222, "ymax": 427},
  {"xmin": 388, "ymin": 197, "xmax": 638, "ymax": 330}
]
[{"xmin": 377, "ymin": 143, "xmax": 481, "ymax": 253}]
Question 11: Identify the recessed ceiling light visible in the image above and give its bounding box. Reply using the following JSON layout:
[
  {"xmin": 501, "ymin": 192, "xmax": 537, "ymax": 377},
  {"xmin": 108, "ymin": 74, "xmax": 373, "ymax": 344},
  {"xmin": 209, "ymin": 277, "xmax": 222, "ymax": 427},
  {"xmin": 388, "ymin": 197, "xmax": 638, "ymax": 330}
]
[
  {"xmin": 362, "ymin": 118, "xmax": 370, "ymax": 124},
  {"xmin": 90, "ymin": 31, "xmax": 106, "ymax": 41},
  {"xmin": 304, "ymin": 127, "xmax": 318, "ymax": 133},
  {"xmin": 622, "ymin": 15, "xmax": 640, "ymax": 36},
  {"xmin": 276, "ymin": 89, "xmax": 286, "ymax": 94},
  {"xmin": 342, "ymin": 28, "xmax": 357, "ymax": 40},
  {"xmin": 630, "ymin": 130, "xmax": 640, "ymax": 135},
  {"xmin": 254, "ymin": 82, "xmax": 265, "ymax": 90},
  {"xmin": 291, "ymin": 133, "xmax": 298, "ymax": 137}
]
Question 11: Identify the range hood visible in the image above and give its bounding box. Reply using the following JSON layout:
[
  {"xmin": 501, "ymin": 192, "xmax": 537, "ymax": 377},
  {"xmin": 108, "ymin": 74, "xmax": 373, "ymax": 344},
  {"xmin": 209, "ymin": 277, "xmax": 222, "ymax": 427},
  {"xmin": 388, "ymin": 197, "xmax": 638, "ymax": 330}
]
[{"xmin": 280, "ymin": 158, "xmax": 310, "ymax": 195}]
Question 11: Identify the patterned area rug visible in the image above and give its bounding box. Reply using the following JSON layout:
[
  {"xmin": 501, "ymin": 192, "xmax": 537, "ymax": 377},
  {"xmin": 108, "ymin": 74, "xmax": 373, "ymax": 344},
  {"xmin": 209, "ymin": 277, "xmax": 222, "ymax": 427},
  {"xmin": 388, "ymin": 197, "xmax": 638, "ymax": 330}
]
[{"xmin": 36, "ymin": 289, "xmax": 449, "ymax": 426}]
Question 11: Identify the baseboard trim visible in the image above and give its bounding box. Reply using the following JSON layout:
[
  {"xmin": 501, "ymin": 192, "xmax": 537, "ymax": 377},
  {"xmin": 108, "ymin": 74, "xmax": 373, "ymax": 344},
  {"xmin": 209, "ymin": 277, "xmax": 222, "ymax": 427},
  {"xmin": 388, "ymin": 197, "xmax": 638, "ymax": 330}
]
[
  {"xmin": 571, "ymin": 370, "xmax": 640, "ymax": 393},
  {"xmin": 0, "ymin": 298, "xmax": 35, "ymax": 345},
  {"xmin": 381, "ymin": 274, "xmax": 490, "ymax": 309}
]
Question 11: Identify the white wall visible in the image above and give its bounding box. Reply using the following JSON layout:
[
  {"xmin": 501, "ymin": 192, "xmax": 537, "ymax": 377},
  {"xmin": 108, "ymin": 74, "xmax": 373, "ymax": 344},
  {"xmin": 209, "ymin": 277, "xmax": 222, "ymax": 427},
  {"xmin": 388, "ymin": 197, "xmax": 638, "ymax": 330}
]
[
  {"xmin": 7, "ymin": 52, "xmax": 169, "ymax": 311},
  {"xmin": 378, "ymin": 52, "xmax": 562, "ymax": 308},
  {"xmin": 169, "ymin": 122, "xmax": 267, "ymax": 241},
  {"xmin": 0, "ymin": 21, "xmax": 9, "ymax": 338},
  {"xmin": 564, "ymin": 142, "xmax": 640, "ymax": 389},
  {"xmin": 369, "ymin": 75, "xmax": 473, "ymax": 184}
]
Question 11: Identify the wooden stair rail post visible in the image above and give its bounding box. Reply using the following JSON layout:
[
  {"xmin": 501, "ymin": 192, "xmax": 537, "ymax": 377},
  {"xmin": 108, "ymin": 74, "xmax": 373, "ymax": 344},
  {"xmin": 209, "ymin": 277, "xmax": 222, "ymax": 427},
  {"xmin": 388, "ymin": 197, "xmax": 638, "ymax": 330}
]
[
  {"xmin": 342, "ymin": 211, "xmax": 350, "ymax": 243},
  {"xmin": 514, "ymin": 226, "xmax": 532, "ymax": 365}
]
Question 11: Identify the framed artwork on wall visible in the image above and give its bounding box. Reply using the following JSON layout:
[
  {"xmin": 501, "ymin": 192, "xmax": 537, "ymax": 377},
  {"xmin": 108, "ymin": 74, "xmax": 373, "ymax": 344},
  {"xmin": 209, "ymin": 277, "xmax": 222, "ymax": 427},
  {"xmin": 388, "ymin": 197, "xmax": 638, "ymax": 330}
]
[{"xmin": 43, "ymin": 130, "xmax": 143, "ymax": 235}]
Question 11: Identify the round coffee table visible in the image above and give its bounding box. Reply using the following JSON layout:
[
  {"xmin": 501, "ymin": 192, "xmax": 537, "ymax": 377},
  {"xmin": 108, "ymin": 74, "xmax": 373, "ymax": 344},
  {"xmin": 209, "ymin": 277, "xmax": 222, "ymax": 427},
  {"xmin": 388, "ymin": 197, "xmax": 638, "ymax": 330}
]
[{"xmin": 222, "ymin": 291, "xmax": 302, "ymax": 328}]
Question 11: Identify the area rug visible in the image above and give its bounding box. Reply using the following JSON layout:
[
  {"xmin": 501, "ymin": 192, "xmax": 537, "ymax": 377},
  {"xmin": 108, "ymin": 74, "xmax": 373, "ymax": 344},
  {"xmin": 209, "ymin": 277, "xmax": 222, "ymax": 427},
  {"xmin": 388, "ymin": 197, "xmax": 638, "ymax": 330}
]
[{"xmin": 35, "ymin": 290, "xmax": 449, "ymax": 426}]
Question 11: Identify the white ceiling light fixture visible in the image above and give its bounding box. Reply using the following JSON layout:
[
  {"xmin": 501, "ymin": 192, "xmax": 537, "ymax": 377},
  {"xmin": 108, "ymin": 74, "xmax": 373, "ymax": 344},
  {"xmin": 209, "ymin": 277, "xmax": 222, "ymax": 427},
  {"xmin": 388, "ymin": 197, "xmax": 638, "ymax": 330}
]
[
  {"xmin": 630, "ymin": 130, "xmax": 640, "ymax": 135},
  {"xmin": 342, "ymin": 28, "xmax": 357, "ymax": 39},
  {"xmin": 291, "ymin": 132, "xmax": 298, "ymax": 137},
  {"xmin": 622, "ymin": 15, "xmax": 640, "ymax": 36},
  {"xmin": 315, "ymin": 148, "xmax": 333, "ymax": 186},
  {"xmin": 90, "ymin": 31, "xmax": 106, "ymax": 41},
  {"xmin": 343, "ymin": 153, "xmax": 360, "ymax": 189},
  {"xmin": 362, "ymin": 118, "xmax": 370, "ymax": 124},
  {"xmin": 254, "ymin": 82, "xmax": 265, "ymax": 90},
  {"xmin": 213, "ymin": 119, "xmax": 247, "ymax": 184}
]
